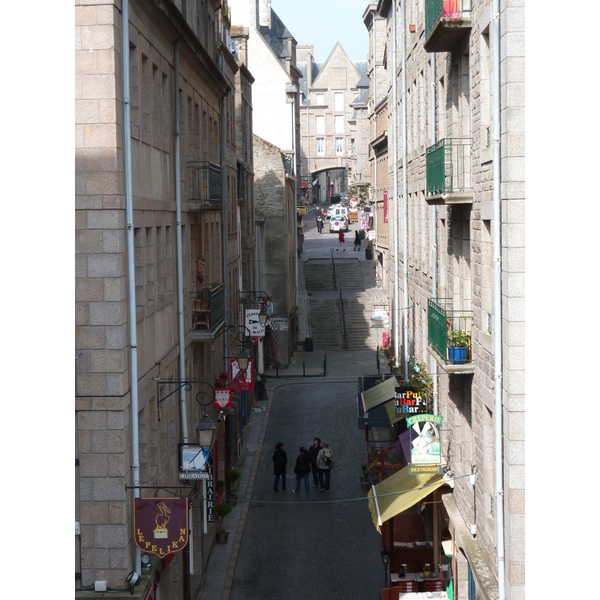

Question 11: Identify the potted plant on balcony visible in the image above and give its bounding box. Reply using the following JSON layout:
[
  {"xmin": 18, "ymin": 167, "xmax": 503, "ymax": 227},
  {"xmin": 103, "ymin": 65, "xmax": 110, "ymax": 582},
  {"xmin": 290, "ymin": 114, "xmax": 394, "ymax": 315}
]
[
  {"xmin": 447, "ymin": 329, "xmax": 469, "ymax": 364},
  {"xmin": 215, "ymin": 501, "xmax": 232, "ymax": 544}
]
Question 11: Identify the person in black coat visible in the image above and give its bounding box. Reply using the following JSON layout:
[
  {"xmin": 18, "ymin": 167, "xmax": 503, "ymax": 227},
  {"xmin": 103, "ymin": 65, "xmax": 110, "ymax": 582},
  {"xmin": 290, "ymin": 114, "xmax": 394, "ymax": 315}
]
[
  {"xmin": 293, "ymin": 447, "xmax": 312, "ymax": 494},
  {"xmin": 272, "ymin": 442, "xmax": 288, "ymax": 491}
]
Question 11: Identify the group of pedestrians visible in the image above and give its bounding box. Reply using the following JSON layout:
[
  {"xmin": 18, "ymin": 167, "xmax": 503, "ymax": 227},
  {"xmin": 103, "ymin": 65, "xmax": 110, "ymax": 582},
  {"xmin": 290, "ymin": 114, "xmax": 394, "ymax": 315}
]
[{"xmin": 272, "ymin": 437, "xmax": 333, "ymax": 494}]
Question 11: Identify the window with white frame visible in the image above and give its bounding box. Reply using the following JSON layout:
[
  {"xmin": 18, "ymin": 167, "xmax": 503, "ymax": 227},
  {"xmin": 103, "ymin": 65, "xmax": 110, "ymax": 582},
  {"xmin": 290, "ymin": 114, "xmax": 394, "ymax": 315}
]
[
  {"xmin": 334, "ymin": 92, "xmax": 344, "ymax": 112},
  {"xmin": 316, "ymin": 93, "xmax": 325, "ymax": 105},
  {"xmin": 335, "ymin": 137, "xmax": 344, "ymax": 156},
  {"xmin": 315, "ymin": 115, "xmax": 325, "ymax": 134},
  {"xmin": 335, "ymin": 115, "xmax": 344, "ymax": 134},
  {"xmin": 316, "ymin": 137, "xmax": 325, "ymax": 156}
]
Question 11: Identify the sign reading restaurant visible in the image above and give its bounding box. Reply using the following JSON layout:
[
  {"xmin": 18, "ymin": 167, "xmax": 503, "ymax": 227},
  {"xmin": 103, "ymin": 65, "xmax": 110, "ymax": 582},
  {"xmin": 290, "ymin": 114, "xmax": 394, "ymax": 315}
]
[
  {"xmin": 407, "ymin": 414, "xmax": 443, "ymax": 475},
  {"xmin": 134, "ymin": 497, "xmax": 189, "ymax": 557},
  {"xmin": 395, "ymin": 385, "xmax": 426, "ymax": 415}
]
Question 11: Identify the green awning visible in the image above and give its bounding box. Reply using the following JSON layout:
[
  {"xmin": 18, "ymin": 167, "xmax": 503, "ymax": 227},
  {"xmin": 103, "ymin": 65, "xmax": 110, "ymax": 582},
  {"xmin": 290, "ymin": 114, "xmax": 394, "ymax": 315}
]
[
  {"xmin": 367, "ymin": 467, "xmax": 445, "ymax": 533},
  {"xmin": 361, "ymin": 376, "xmax": 398, "ymax": 413}
]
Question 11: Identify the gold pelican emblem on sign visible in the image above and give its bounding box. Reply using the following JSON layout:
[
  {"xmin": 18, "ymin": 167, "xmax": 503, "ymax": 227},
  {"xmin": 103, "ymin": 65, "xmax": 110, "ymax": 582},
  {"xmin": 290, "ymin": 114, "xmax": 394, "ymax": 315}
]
[{"xmin": 154, "ymin": 501, "xmax": 171, "ymax": 539}]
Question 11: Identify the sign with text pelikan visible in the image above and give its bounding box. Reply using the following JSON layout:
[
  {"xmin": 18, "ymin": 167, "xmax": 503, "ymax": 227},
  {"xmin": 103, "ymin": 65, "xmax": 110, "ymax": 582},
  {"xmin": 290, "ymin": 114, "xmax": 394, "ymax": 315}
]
[{"xmin": 134, "ymin": 498, "xmax": 189, "ymax": 557}]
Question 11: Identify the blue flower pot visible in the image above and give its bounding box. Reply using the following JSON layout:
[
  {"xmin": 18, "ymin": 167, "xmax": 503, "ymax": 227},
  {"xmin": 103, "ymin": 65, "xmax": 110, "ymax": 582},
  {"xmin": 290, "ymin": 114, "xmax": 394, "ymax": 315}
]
[{"xmin": 448, "ymin": 345, "xmax": 468, "ymax": 364}]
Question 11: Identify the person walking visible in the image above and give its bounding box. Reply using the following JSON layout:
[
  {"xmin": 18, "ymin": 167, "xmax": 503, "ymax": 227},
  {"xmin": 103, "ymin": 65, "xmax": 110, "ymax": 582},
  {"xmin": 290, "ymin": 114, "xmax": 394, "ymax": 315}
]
[
  {"xmin": 338, "ymin": 229, "xmax": 345, "ymax": 250},
  {"xmin": 292, "ymin": 447, "xmax": 312, "ymax": 494},
  {"xmin": 317, "ymin": 441, "xmax": 333, "ymax": 492},
  {"xmin": 272, "ymin": 442, "xmax": 288, "ymax": 491},
  {"xmin": 354, "ymin": 229, "xmax": 361, "ymax": 251},
  {"xmin": 307, "ymin": 437, "xmax": 322, "ymax": 488},
  {"xmin": 317, "ymin": 214, "xmax": 323, "ymax": 234}
]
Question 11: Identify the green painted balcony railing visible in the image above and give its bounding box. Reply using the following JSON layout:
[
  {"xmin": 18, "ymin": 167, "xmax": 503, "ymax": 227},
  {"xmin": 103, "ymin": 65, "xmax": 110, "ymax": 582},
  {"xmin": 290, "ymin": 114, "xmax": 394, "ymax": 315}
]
[
  {"xmin": 426, "ymin": 138, "xmax": 472, "ymax": 198},
  {"xmin": 428, "ymin": 298, "xmax": 473, "ymax": 366},
  {"xmin": 192, "ymin": 284, "xmax": 225, "ymax": 333},
  {"xmin": 187, "ymin": 161, "xmax": 222, "ymax": 207},
  {"xmin": 425, "ymin": 0, "xmax": 473, "ymax": 40}
]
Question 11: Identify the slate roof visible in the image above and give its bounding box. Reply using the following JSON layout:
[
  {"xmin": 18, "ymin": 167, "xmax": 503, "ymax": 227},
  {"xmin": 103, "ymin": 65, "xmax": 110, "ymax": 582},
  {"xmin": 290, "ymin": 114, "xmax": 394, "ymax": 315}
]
[{"xmin": 258, "ymin": 9, "xmax": 295, "ymax": 61}]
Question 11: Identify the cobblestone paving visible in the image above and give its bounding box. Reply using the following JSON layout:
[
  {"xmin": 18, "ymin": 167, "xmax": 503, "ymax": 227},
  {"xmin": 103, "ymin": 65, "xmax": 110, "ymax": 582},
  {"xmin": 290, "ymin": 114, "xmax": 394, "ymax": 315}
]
[{"xmin": 229, "ymin": 376, "xmax": 385, "ymax": 600}]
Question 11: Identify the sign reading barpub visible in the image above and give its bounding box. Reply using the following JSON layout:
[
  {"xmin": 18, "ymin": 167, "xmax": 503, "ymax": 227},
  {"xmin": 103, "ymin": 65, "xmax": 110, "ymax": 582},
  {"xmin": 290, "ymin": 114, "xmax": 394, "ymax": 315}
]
[
  {"xmin": 395, "ymin": 385, "xmax": 426, "ymax": 415},
  {"xmin": 134, "ymin": 497, "xmax": 189, "ymax": 557}
]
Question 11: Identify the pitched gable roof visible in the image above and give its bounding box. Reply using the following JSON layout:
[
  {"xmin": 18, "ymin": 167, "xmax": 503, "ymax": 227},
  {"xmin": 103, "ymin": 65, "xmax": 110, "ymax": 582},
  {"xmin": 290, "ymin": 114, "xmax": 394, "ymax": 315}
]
[{"xmin": 311, "ymin": 42, "xmax": 361, "ymax": 89}]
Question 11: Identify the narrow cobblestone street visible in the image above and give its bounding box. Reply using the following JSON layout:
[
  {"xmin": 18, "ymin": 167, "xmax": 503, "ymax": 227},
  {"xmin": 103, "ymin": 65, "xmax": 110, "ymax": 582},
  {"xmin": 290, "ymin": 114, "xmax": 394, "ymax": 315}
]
[
  {"xmin": 229, "ymin": 374, "xmax": 384, "ymax": 600},
  {"xmin": 198, "ymin": 209, "xmax": 386, "ymax": 599}
]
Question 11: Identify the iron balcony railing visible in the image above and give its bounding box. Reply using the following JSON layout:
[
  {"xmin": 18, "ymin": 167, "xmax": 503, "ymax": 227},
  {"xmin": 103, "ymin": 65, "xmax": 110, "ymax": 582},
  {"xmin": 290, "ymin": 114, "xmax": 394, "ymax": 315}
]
[
  {"xmin": 425, "ymin": 0, "xmax": 473, "ymax": 40},
  {"xmin": 191, "ymin": 284, "xmax": 225, "ymax": 333},
  {"xmin": 426, "ymin": 138, "xmax": 472, "ymax": 198},
  {"xmin": 428, "ymin": 298, "xmax": 473, "ymax": 366},
  {"xmin": 187, "ymin": 161, "xmax": 222, "ymax": 208}
]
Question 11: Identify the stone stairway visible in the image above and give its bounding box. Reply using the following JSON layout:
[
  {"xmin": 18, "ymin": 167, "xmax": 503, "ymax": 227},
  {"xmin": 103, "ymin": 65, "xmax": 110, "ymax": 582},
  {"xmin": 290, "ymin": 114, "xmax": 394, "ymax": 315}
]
[{"xmin": 304, "ymin": 258, "xmax": 385, "ymax": 351}]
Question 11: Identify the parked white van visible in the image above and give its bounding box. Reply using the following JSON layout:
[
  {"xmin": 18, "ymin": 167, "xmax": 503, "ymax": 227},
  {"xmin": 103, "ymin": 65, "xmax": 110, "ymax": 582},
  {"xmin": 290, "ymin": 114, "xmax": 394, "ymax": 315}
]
[{"xmin": 328, "ymin": 205, "xmax": 348, "ymax": 220}]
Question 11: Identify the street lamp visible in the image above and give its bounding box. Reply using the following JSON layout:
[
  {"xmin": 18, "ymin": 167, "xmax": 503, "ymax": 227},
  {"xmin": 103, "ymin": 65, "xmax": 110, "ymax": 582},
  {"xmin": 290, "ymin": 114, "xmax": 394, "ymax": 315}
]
[
  {"xmin": 237, "ymin": 346, "xmax": 250, "ymax": 372},
  {"xmin": 239, "ymin": 290, "xmax": 271, "ymax": 320},
  {"xmin": 193, "ymin": 382, "xmax": 217, "ymax": 448},
  {"xmin": 380, "ymin": 548, "xmax": 390, "ymax": 588}
]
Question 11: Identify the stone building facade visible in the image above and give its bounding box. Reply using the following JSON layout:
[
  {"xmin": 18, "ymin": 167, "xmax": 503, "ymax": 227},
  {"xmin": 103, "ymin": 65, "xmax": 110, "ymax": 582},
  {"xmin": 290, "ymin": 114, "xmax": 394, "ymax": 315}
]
[
  {"xmin": 253, "ymin": 134, "xmax": 298, "ymax": 363},
  {"xmin": 364, "ymin": 3, "xmax": 390, "ymax": 296},
  {"xmin": 368, "ymin": 1, "xmax": 525, "ymax": 599},
  {"xmin": 296, "ymin": 43, "xmax": 370, "ymax": 203},
  {"xmin": 229, "ymin": 0, "xmax": 301, "ymax": 365},
  {"xmin": 75, "ymin": 0, "xmax": 257, "ymax": 597}
]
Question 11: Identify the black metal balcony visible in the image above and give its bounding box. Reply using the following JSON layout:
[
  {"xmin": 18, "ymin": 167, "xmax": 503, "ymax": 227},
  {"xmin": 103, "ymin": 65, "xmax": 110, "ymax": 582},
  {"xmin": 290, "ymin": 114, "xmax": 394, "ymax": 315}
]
[
  {"xmin": 190, "ymin": 284, "xmax": 225, "ymax": 338},
  {"xmin": 187, "ymin": 161, "xmax": 222, "ymax": 211}
]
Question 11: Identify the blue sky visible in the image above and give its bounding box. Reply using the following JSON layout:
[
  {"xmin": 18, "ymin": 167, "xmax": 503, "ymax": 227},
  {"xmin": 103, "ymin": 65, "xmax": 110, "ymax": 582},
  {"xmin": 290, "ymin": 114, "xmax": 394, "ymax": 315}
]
[{"xmin": 270, "ymin": 0, "xmax": 370, "ymax": 63}]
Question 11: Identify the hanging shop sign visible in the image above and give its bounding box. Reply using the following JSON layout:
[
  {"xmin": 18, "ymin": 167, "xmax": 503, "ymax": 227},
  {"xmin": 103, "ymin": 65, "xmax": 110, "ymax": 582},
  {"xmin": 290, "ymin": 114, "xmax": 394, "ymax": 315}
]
[
  {"xmin": 270, "ymin": 317, "xmax": 288, "ymax": 330},
  {"xmin": 179, "ymin": 443, "xmax": 210, "ymax": 479},
  {"xmin": 134, "ymin": 497, "xmax": 189, "ymax": 557},
  {"xmin": 206, "ymin": 458, "xmax": 215, "ymax": 523},
  {"xmin": 215, "ymin": 389, "xmax": 232, "ymax": 409},
  {"xmin": 245, "ymin": 309, "xmax": 266, "ymax": 336},
  {"xmin": 230, "ymin": 358, "xmax": 253, "ymax": 391},
  {"xmin": 407, "ymin": 414, "xmax": 443, "ymax": 475},
  {"xmin": 395, "ymin": 385, "xmax": 426, "ymax": 415}
]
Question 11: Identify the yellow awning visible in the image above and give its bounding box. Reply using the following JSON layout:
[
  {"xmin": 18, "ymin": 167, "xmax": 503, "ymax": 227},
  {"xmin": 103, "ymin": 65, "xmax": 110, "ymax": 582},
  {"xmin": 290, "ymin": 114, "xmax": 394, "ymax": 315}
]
[
  {"xmin": 367, "ymin": 467, "xmax": 445, "ymax": 533},
  {"xmin": 361, "ymin": 376, "xmax": 398, "ymax": 413},
  {"xmin": 384, "ymin": 399, "xmax": 408, "ymax": 424}
]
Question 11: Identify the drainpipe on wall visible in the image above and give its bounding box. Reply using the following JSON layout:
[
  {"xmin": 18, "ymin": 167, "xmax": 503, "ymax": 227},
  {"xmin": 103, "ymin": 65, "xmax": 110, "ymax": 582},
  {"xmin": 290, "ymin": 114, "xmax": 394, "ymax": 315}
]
[
  {"xmin": 400, "ymin": 0, "xmax": 409, "ymax": 382},
  {"xmin": 430, "ymin": 54, "xmax": 438, "ymax": 416},
  {"xmin": 372, "ymin": 13, "xmax": 378, "ymax": 256},
  {"xmin": 391, "ymin": 1, "xmax": 400, "ymax": 371},
  {"xmin": 307, "ymin": 104, "xmax": 310, "ymax": 191},
  {"xmin": 121, "ymin": 0, "xmax": 141, "ymax": 575},
  {"xmin": 174, "ymin": 41, "xmax": 189, "ymax": 444},
  {"xmin": 221, "ymin": 49, "xmax": 229, "ymax": 369},
  {"xmin": 492, "ymin": 0, "xmax": 506, "ymax": 598},
  {"xmin": 292, "ymin": 90, "xmax": 298, "ymax": 308}
]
